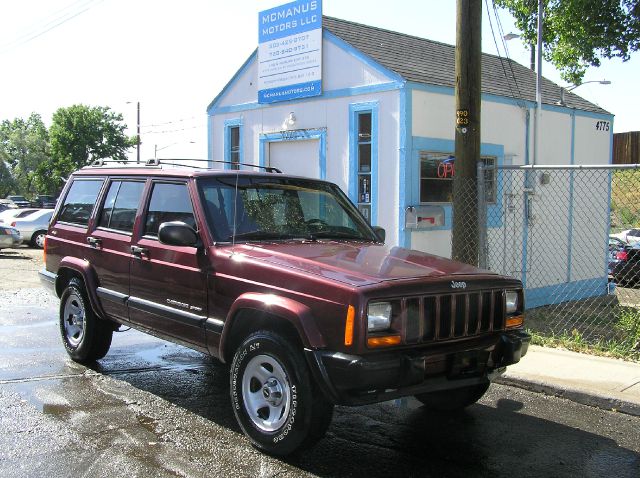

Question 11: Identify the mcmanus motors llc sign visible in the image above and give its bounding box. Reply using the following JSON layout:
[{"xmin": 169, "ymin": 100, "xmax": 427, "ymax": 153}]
[{"xmin": 258, "ymin": 0, "xmax": 322, "ymax": 104}]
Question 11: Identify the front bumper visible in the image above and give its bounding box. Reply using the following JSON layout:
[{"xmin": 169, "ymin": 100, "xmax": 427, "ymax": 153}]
[{"xmin": 306, "ymin": 330, "xmax": 530, "ymax": 406}]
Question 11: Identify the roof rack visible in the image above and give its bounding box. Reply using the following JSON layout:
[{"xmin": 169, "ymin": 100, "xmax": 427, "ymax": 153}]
[{"xmin": 87, "ymin": 158, "xmax": 281, "ymax": 173}]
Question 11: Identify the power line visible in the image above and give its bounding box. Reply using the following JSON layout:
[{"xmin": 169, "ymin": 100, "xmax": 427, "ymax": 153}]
[
  {"xmin": 142, "ymin": 124, "xmax": 206, "ymax": 135},
  {"xmin": 0, "ymin": 0, "xmax": 103, "ymax": 55},
  {"xmin": 492, "ymin": 1, "xmax": 523, "ymax": 99},
  {"xmin": 485, "ymin": 0, "xmax": 524, "ymax": 105},
  {"xmin": 140, "ymin": 116, "xmax": 199, "ymax": 129}
]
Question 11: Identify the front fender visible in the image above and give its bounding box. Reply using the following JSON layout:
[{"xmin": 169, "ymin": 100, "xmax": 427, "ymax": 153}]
[
  {"xmin": 219, "ymin": 292, "xmax": 326, "ymax": 362},
  {"xmin": 57, "ymin": 257, "xmax": 106, "ymax": 319}
]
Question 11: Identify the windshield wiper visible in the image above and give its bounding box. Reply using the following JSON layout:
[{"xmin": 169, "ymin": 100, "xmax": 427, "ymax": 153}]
[
  {"xmin": 229, "ymin": 231, "xmax": 317, "ymax": 242},
  {"xmin": 311, "ymin": 230, "xmax": 368, "ymax": 240}
]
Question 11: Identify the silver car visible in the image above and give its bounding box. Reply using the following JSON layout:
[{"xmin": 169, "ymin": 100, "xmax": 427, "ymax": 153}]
[
  {"xmin": 0, "ymin": 224, "xmax": 22, "ymax": 249},
  {"xmin": 9, "ymin": 209, "xmax": 53, "ymax": 248}
]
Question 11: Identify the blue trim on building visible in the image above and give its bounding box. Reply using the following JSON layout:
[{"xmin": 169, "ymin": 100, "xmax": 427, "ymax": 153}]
[
  {"xmin": 210, "ymin": 82, "xmax": 402, "ymax": 115},
  {"xmin": 406, "ymin": 81, "xmax": 613, "ymax": 121},
  {"xmin": 207, "ymin": 51, "xmax": 257, "ymax": 114},
  {"xmin": 258, "ymin": 128, "xmax": 327, "ymax": 179},
  {"xmin": 324, "ymin": 30, "xmax": 405, "ymax": 84},
  {"xmin": 407, "ymin": 137, "xmax": 504, "ymax": 232},
  {"xmin": 566, "ymin": 112, "xmax": 576, "ymax": 282},
  {"xmin": 399, "ymin": 87, "xmax": 411, "ymax": 248},
  {"xmin": 223, "ymin": 118, "xmax": 243, "ymax": 170},
  {"xmin": 525, "ymin": 277, "xmax": 609, "ymax": 309},
  {"xmin": 348, "ymin": 101, "xmax": 379, "ymax": 224}
]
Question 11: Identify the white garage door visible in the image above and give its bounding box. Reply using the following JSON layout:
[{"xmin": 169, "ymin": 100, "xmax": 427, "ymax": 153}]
[{"xmin": 268, "ymin": 140, "xmax": 320, "ymax": 178}]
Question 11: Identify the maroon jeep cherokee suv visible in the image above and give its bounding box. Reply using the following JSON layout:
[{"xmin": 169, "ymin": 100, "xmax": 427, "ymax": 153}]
[{"xmin": 40, "ymin": 161, "xmax": 529, "ymax": 455}]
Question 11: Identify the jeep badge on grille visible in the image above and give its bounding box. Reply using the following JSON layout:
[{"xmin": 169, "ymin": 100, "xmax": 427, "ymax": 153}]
[{"xmin": 451, "ymin": 281, "xmax": 467, "ymax": 289}]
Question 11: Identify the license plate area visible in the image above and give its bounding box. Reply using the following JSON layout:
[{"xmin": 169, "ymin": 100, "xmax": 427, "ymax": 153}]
[{"xmin": 448, "ymin": 350, "xmax": 489, "ymax": 378}]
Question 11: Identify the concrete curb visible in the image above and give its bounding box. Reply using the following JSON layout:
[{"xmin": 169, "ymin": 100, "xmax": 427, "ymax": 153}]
[{"xmin": 495, "ymin": 375, "xmax": 640, "ymax": 417}]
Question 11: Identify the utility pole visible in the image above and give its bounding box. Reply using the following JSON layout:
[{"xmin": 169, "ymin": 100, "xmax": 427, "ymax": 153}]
[
  {"xmin": 136, "ymin": 101, "xmax": 141, "ymax": 164},
  {"xmin": 451, "ymin": 0, "xmax": 482, "ymax": 265}
]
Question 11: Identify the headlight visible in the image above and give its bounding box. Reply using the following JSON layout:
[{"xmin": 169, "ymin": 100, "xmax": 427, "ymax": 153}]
[
  {"xmin": 506, "ymin": 291, "xmax": 519, "ymax": 314},
  {"xmin": 367, "ymin": 302, "xmax": 392, "ymax": 332}
]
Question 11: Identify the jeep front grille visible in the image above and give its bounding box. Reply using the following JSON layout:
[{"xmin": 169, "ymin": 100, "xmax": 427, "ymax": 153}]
[{"xmin": 403, "ymin": 290, "xmax": 505, "ymax": 343}]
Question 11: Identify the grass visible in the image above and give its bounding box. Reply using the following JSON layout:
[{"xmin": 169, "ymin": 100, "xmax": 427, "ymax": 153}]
[
  {"xmin": 525, "ymin": 299, "xmax": 640, "ymax": 362},
  {"xmin": 611, "ymin": 170, "xmax": 640, "ymax": 229}
]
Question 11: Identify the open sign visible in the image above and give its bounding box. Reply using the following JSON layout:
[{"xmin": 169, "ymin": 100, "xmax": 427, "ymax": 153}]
[{"xmin": 437, "ymin": 156, "xmax": 455, "ymax": 178}]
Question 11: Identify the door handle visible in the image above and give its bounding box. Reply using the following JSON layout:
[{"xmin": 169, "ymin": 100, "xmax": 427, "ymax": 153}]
[
  {"xmin": 131, "ymin": 245, "xmax": 149, "ymax": 258},
  {"xmin": 86, "ymin": 236, "xmax": 102, "ymax": 248}
]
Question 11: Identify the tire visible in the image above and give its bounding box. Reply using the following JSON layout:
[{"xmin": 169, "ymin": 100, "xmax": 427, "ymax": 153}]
[
  {"xmin": 31, "ymin": 230, "xmax": 47, "ymax": 248},
  {"xmin": 230, "ymin": 330, "xmax": 334, "ymax": 456},
  {"xmin": 59, "ymin": 278, "xmax": 113, "ymax": 363},
  {"xmin": 414, "ymin": 381, "xmax": 490, "ymax": 411}
]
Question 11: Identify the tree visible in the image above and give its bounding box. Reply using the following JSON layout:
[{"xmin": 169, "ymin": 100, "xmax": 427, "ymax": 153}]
[
  {"xmin": 38, "ymin": 104, "xmax": 134, "ymax": 192},
  {"xmin": 0, "ymin": 113, "xmax": 49, "ymax": 196},
  {"xmin": 495, "ymin": 0, "xmax": 640, "ymax": 84},
  {"xmin": 0, "ymin": 158, "xmax": 15, "ymax": 198}
]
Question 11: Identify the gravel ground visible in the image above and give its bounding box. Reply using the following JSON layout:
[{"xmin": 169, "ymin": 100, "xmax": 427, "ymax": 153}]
[{"xmin": 0, "ymin": 246, "xmax": 44, "ymax": 290}]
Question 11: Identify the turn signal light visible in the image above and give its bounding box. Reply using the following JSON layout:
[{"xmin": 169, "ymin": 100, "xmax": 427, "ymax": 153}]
[
  {"xmin": 506, "ymin": 315, "xmax": 524, "ymax": 328},
  {"xmin": 367, "ymin": 335, "xmax": 401, "ymax": 348},
  {"xmin": 344, "ymin": 305, "xmax": 355, "ymax": 346}
]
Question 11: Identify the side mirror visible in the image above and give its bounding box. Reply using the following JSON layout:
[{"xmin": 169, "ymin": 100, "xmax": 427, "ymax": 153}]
[
  {"xmin": 158, "ymin": 221, "xmax": 199, "ymax": 247},
  {"xmin": 372, "ymin": 226, "xmax": 385, "ymax": 242}
]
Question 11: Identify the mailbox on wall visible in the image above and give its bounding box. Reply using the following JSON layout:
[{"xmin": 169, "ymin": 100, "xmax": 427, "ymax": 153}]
[{"xmin": 405, "ymin": 205, "xmax": 445, "ymax": 229}]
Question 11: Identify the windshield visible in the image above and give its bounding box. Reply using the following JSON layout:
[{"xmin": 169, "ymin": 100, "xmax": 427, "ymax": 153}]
[{"xmin": 197, "ymin": 176, "xmax": 378, "ymax": 243}]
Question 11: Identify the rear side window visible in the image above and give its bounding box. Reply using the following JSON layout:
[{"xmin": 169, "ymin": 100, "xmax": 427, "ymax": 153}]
[
  {"xmin": 144, "ymin": 182, "xmax": 195, "ymax": 237},
  {"xmin": 98, "ymin": 181, "xmax": 145, "ymax": 232},
  {"xmin": 58, "ymin": 179, "xmax": 104, "ymax": 226}
]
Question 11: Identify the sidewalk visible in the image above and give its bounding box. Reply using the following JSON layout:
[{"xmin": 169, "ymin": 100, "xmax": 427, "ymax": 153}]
[{"xmin": 496, "ymin": 345, "xmax": 640, "ymax": 416}]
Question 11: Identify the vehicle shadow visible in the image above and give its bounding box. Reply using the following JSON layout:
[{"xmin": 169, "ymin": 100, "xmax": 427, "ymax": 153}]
[
  {"xmin": 0, "ymin": 250, "xmax": 32, "ymax": 259},
  {"xmin": 91, "ymin": 342, "xmax": 640, "ymax": 478}
]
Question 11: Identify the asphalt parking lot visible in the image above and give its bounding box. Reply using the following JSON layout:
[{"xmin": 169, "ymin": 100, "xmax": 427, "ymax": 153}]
[{"xmin": 0, "ymin": 246, "xmax": 639, "ymax": 477}]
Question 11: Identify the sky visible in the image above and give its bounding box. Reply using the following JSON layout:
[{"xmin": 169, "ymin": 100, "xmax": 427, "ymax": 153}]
[{"xmin": 1, "ymin": 0, "xmax": 638, "ymax": 162}]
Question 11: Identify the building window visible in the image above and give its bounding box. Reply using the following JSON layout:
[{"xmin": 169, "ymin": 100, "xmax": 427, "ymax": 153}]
[
  {"xmin": 229, "ymin": 126, "xmax": 240, "ymax": 170},
  {"xmin": 224, "ymin": 119, "xmax": 242, "ymax": 170},
  {"xmin": 419, "ymin": 152, "xmax": 496, "ymax": 203},
  {"xmin": 356, "ymin": 112, "xmax": 372, "ymax": 220}
]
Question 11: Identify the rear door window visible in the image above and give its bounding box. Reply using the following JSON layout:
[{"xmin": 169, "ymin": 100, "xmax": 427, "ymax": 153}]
[
  {"xmin": 143, "ymin": 182, "xmax": 195, "ymax": 237},
  {"xmin": 58, "ymin": 179, "xmax": 104, "ymax": 226},
  {"xmin": 98, "ymin": 181, "xmax": 145, "ymax": 233}
]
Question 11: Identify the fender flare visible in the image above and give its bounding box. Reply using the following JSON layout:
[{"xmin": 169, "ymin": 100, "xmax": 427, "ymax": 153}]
[
  {"xmin": 219, "ymin": 292, "xmax": 326, "ymax": 361},
  {"xmin": 56, "ymin": 257, "xmax": 106, "ymax": 319}
]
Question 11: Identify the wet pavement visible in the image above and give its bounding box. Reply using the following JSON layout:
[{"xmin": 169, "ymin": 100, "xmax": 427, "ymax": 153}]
[{"xmin": 1, "ymin": 283, "xmax": 639, "ymax": 477}]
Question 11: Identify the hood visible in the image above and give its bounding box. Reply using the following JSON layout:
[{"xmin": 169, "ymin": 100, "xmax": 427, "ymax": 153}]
[{"xmin": 234, "ymin": 241, "xmax": 496, "ymax": 287}]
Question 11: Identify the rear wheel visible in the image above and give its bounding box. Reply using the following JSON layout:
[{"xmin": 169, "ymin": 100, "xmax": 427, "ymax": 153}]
[
  {"xmin": 230, "ymin": 330, "xmax": 334, "ymax": 455},
  {"xmin": 59, "ymin": 278, "xmax": 113, "ymax": 363},
  {"xmin": 414, "ymin": 382, "xmax": 490, "ymax": 411}
]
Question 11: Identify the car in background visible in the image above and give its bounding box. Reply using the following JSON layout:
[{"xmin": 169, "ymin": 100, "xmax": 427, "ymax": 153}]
[
  {"xmin": 0, "ymin": 199, "xmax": 17, "ymax": 212},
  {"xmin": 0, "ymin": 224, "xmax": 21, "ymax": 250},
  {"xmin": 0, "ymin": 208, "xmax": 39, "ymax": 223},
  {"xmin": 610, "ymin": 228, "xmax": 640, "ymax": 246},
  {"xmin": 609, "ymin": 236, "xmax": 629, "ymax": 280},
  {"xmin": 5, "ymin": 195, "xmax": 31, "ymax": 208},
  {"xmin": 9, "ymin": 209, "xmax": 53, "ymax": 248},
  {"xmin": 609, "ymin": 239, "xmax": 640, "ymax": 287},
  {"xmin": 31, "ymin": 195, "xmax": 58, "ymax": 208}
]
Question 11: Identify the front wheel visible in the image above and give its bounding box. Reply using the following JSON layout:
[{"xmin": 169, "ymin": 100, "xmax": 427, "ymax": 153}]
[
  {"xmin": 230, "ymin": 330, "xmax": 334, "ymax": 455},
  {"xmin": 414, "ymin": 381, "xmax": 490, "ymax": 411},
  {"xmin": 59, "ymin": 278, "xmax": 113, "ymax": 363}
]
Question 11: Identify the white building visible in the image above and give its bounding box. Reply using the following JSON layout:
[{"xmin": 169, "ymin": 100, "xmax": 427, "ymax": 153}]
[{"xmin": 207, "ymin": 16, "xmax": 614, "ymax": 308}]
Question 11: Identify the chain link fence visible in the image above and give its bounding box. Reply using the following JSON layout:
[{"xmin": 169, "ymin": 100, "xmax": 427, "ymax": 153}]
[{"xmin": 464, "ymin": 164, "xmax": 640, "ymax": 355}]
